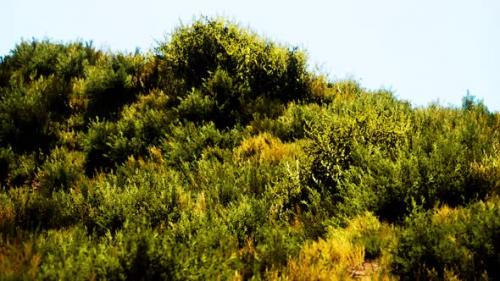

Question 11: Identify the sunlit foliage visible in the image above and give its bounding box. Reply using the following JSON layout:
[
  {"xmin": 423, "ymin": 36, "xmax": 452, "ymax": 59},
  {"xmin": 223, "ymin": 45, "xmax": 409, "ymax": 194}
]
[{"xmin": 1, "ymin": 17, "xmax": 498, "ymax": 280}]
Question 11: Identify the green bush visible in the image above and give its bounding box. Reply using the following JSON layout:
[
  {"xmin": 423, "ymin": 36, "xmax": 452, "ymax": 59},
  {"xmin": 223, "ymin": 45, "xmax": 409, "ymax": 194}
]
[
  {"xmin": 83, "ymin": 120, "xmax": 118, "ymax": 174},
  {"xmin": 0, "ymin": 84, "xmax": 57, "ymax": 152},
  {"xmin": 393, "ymin": 200, "xmax": 500, "ymax": 280},
  {"xmin": 83, "ymin": 90, "xmax": 173, "ymax": 174},
  {"xmin": 2, "ymin": 187, "xmax": 79, "ymax": 231},
  {"xmin": 0, "ymin": 147, "xmax": 15, "ymax": 187},
  {"xmin": 35, "ymin": 147, "xmax": 85, "ymax": 194},
  {"xmin": 2, "ymin": 153, "xmax": 38, "ymax": 188},
  {"xmin": 304, "ymin": 91, "xmax": 498, "ymax": 222},
  {"xmin": 82, "ymin": 54, "xmax": 143, "ymax": 121},
  {"xmin": 158, "ymin": 18, "xmax": 310, "ymax": 127},
  {"xmin": 1, "ymin": 17, "xmax": 500, "ymax": 281},
  {"xmin": 176, "ymin": 88, "xmax": 215, "ymax": 123},
  {"xmin": 1, "ymin": 40, "xmax": 99, "ymax": 83},
  {"xmin": 162, "ymin": 121, "xmax": 241, "ymax": 167}
]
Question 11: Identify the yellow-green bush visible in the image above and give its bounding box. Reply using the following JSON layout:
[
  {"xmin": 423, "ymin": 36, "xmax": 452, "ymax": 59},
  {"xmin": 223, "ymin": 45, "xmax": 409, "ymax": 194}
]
[
  {"xmin": 393, "ymin": 199, "xmax": 500, "ymax": 280},
  {"xmin": 234, "ymin": 132, "xmax": 302, "ymax": 164},
  {"xmin": 0, "ymin": 17, "xmax": 499, "ymax": 281},
  {"xmin": 277, "ymin": 212, "xmax": 396, "ymax": 281},
  {"xmin": 35, "ymin": 147, "xmax": 85, "ymax": 194}
]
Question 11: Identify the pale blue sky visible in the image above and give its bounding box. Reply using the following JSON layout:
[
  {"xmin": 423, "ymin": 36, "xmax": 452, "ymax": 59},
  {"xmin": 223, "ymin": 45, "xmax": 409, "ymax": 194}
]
[{"xmin": 2, "ymin": 0, "xmax": 499, "ymax": 111}]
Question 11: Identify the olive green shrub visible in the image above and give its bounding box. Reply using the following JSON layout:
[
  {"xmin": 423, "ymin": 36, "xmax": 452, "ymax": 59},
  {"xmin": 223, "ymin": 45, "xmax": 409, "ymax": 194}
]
[{"xmin": 1, "ymin": 17, "xmax": 499, "ymax": 281}]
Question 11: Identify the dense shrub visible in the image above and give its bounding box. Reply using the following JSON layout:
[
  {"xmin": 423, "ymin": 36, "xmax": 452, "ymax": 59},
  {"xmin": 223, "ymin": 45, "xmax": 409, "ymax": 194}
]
[
  {"xmin": 277, "ymin": 212, "xmax": 396, "ymax": 280},
  {"xmin": 1, "ymin": 187, "xmax": 78, "ymax": 232},
  {"xmin": 0, "ymin": 84, "xmax": 57, "ymax": 152},
  {"xmin": 158, "ymin": 18, "xmax": 311, "ymax": 128},
  {"xmin": 0, "ymin": 17, "xmax": 499, "ymax": 280},
  {"xmin": 0, "ymin": 40, "xmax": 100, "ymax": 83},
  {"xmin": 0, "ymin": 147, "xmax": 15, "ymax": 187},
  {"xmin": 1, "ymin": 152, "xmax": 38, "ymax": 188},
  {"xmin": 82, "ymin": 120, "xmax": 119, "ymax": 174},
  {"xmin": 82, "ymin": 54, "xmax": 144, "ymax": 121},
  {"xmin": 35, "ymin": 147, "xmax": 85, "ymax": 194},
  {"xmin": 82, "ymin": 90, "xmax": 173, "ymax": 174},
  {"xmin": 162, "ymin": 121, "xmax": 241, "ymax": 167},
  {"xmin": 234, "ymin": 132, "xmax": 302, "ymax": 164},
  {"xmin": 393, "ymin": 199, "xmax": 500, "ymax": 280},
  {"xmin": 304, "ymin": 91, "xmax": 498, "ymax": 222}
]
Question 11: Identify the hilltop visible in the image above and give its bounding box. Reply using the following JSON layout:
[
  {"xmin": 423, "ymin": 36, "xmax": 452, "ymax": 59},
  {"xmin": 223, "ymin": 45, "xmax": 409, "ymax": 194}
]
[{"xmin": 0, "ymin": 18, "xmax": 499, "ymax": 280}]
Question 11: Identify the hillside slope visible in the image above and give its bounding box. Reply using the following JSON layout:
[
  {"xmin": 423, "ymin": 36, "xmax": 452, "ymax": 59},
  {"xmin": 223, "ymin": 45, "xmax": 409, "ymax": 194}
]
[{"xmin": 1, "ymin": 18, "xmax": 499, "ymax": 280}]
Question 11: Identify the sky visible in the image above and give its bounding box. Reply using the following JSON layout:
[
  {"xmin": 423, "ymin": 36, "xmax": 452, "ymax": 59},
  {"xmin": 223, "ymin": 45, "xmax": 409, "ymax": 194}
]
[{"xmin": 2, "ymin": 0, "xmax": 499, "ymax": 111}]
